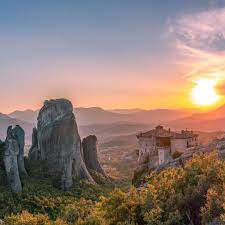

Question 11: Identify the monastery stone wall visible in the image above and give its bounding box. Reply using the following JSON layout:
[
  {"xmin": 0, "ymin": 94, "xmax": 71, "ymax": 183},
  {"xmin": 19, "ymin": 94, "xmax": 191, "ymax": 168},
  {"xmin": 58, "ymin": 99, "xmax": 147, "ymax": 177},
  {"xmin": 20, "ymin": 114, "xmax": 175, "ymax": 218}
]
[{"xmin": 171, "ymin": 139, "xmax": 188, "ymax": 153}]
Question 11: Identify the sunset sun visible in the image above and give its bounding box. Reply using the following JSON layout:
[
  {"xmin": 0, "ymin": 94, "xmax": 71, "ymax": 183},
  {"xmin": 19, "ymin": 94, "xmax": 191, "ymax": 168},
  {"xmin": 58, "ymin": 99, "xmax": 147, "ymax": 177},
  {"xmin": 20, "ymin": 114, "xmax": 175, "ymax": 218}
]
[{"xmin": 192, "ymin": 79, "xmax": 220, "ymax": 106}]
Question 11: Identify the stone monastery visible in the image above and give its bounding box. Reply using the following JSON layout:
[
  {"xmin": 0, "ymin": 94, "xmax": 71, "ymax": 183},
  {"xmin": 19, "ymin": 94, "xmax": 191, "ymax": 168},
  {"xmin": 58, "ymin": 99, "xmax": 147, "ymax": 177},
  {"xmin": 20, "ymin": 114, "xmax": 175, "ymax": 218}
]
[{"xmin": 137, "ymin": 125, "xmax": 198, "ymax": 166}]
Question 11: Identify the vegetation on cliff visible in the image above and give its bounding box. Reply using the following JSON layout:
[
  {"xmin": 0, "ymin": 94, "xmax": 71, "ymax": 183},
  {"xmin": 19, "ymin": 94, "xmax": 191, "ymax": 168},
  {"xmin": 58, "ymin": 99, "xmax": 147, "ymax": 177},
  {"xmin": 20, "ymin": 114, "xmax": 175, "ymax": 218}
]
[{"xmin": 1, "ymin": 152, "xmax": 225, "ymax": 225}]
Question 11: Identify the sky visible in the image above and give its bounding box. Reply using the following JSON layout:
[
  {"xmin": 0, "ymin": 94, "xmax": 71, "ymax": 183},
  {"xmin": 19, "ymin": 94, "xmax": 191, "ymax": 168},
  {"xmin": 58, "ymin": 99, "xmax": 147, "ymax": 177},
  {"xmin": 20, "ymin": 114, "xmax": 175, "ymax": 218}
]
[{"xmin": 1, "ymin": 0, "xmax": 225, "ymax": 113}]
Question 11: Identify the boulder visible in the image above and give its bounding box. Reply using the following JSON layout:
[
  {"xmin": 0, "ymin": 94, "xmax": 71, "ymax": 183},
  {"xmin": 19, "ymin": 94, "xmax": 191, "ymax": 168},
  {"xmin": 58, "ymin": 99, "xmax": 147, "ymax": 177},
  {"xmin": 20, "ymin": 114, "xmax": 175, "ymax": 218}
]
[
  {"xmin": 37, "ymin": 99, "xmax": 94, "ymax": 190},
  {"xmin": 14, "ymin": 125, "xmax": 27, "ymax": 176},
  {"xmin": 4, "ymin": 126, "xmax": 22, "ymax": 193},
  {"xmin": 82, "ymin": 135, "xmax": 107, "ymax": 178},
  {"xmin": 28, "ymin": 127, "xmax": 40, "ymax": 161}
]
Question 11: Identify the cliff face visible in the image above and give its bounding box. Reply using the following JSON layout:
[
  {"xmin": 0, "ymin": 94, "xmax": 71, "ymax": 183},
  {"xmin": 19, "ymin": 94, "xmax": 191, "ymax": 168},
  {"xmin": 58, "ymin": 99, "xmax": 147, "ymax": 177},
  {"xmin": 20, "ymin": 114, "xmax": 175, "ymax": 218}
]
[{"xmin": 36, "ymin": 99, "xmax": 94, "ymax": 190}]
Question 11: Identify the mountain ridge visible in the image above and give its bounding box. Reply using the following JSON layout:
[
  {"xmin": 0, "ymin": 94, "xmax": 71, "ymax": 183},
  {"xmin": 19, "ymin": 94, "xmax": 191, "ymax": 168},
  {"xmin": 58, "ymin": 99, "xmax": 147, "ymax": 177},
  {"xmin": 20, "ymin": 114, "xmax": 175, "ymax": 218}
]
[
  {"xmin": 8, "ymin": 107, "xmax": 191, "ymax": 125},
  {"xmin": 8, "ymin": 109, "xmax": 39, "ymax": 123},
  {"xmin": 0, "ymin": 112, "xmax": 34, "ymax": 143},
  {"xmin": 4, "ymin": 104, "xmax": 225, "ymax": 144}
]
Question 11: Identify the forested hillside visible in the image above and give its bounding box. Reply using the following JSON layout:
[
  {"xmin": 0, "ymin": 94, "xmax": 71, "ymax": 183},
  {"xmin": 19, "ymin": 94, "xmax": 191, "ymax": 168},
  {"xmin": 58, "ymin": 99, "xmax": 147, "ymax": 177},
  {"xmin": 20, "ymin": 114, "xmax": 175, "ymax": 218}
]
[{"xmin": 1, "ymin": 152, "xmax": 225, "ymax": 225}]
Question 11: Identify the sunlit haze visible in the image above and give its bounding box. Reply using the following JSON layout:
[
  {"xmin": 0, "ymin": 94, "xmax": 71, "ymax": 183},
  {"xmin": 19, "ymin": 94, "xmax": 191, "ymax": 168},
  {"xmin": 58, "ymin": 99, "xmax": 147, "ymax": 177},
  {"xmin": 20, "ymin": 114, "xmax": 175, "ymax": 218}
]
[
  {"xmin": 192, "ymin": 79, "xmax": 220, "ymax": 106},
  {"xmin": 1, "ymin": 1, "xmax": 225, "ymax": 113}
]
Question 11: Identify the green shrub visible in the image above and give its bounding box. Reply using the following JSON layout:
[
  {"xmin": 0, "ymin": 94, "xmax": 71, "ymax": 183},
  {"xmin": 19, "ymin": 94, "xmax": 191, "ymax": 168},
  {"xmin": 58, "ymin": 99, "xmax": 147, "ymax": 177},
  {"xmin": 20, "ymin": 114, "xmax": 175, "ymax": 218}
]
[
  {"xmin": 93, "ymin": 151, "xmax": 225, "ymax": 225},
  {"xmin": 172, "ymin": 150, "xmax": 182, "ymax": 159},
  {"xmin": 5, "ymin": 211, "xmax": 51, "ymax": 225},
  {"xmin": 132, "ymin": 167, "xmax": 148, "ymax": 187},
  {"xmin": 2, "ymin": 151, "xmax": 225, "ymax": 225},
  {"xmin": 95, "ymin": 187, "xmax": 145, "ymax": 225},
  {"xmin": 60, "ymin": 198, "xmax": 100, "ymax": 225}
]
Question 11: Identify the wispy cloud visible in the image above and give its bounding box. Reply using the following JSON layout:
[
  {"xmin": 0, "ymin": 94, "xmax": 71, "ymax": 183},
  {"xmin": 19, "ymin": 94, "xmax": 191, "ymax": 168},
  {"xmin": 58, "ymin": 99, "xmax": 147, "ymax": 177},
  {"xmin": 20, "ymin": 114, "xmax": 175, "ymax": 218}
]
[
  {"xmin": 169, "ymin": 7, "xmax": 225, "ymax": 50},
  {"xmin": 168, "ymin": 6, "xmax": 225, "ymax": 94}
]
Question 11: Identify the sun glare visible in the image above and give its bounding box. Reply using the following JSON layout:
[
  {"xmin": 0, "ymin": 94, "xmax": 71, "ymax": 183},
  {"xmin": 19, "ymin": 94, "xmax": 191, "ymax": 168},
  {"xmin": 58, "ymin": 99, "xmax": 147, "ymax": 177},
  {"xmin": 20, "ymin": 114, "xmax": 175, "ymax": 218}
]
[{"xmin": 192, "ymin": 79, "xmax": 220, "ymax": 106}]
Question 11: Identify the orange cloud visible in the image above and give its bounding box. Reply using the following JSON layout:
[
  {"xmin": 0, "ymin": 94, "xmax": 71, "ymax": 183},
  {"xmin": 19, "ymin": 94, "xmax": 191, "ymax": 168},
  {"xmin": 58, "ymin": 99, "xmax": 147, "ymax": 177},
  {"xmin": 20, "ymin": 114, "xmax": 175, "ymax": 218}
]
[{"xmin": 167, "ymin": 7, "xmax": 225, "ymax": 85}]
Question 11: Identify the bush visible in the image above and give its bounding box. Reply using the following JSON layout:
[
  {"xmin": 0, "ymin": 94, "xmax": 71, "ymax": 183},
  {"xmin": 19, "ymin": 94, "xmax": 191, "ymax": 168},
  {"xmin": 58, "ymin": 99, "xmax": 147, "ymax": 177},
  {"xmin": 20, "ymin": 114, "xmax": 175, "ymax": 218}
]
[
  {"xmin": 132, "ymin": 167, "xmax": 148, "ymax": 187},
  {"xmin": 61, "ymin": 198, "xmax": 95, "ymax": 224},
  {"xmin": 2, "ymin": 151, "xmax": 225, "ymax": 225},
  {"xmin": 142, "ymin": 151, "xmax": 225, "ymax": 225},
  {"xmin": 92, "ymin": 151, "xmax": 225, "ymax": 225},
  {"xmin": 5, "ymin": 211, "xmax": 51, "ymax": 225},
  {"xmin": 94, "ymin": 187, "xmax": 145, "ymax": 225},
  {"xmin": 172, "ymin": 150, "xmax": 182, "ymax": 159}
]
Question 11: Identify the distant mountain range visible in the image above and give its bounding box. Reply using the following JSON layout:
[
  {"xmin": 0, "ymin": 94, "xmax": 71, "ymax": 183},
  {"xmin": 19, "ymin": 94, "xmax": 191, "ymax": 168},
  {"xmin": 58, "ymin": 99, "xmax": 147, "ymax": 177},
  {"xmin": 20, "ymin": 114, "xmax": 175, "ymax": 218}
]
[
  {"xmin": 109, "ymin": 108, "xmax": 145, "ymax": 114},
  {"xmin": 75, "ymin": 107, "xmax": 131, "ymax": 125},
  {"xmin": 8, "ymin": 109, "xmax": 39, "ymax": 123},
  {"xmin": 0, "ymin": 113, "xmax": 34, "ymax": 142},
  {"xmin": 0, "ymin": 107, "xmax": 189, "ymax": 143},
  {"xmin": 7, "ymin": 107, "xmax": 191, "ymax": 125},
  {"xmin": 1, "ymin": 105, "xmax": 225, "ymax": 144},
  {"xmin": 167, "ymin": 105, "xmax": 225, "ymax": 131}
]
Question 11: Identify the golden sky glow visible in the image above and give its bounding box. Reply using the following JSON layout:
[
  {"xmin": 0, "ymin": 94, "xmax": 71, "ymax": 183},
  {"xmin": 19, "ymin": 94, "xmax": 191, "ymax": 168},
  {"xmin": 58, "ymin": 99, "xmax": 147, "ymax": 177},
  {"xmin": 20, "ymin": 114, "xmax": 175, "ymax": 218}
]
[
  {"xmin": 2, "ymin": 2, "xmax": 225, "ymax": 113},
  {"xmin": 192, "ymin": 79, "xmax": 220, "ymax": 106}
]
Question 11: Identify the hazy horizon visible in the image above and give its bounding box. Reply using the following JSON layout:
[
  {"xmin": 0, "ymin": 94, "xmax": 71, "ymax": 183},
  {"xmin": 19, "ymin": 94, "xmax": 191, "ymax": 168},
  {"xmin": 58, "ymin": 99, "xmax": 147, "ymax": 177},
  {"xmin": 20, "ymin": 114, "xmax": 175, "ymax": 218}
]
[{"xmin": 2, "ymin": 102, "xmax": 214, "ymax": 115}]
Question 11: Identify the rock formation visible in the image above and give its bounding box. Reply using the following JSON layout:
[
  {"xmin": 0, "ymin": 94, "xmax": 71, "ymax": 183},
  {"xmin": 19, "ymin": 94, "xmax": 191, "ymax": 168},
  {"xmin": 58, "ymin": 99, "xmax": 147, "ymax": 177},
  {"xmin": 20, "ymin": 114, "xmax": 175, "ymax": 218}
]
[
  {"xmin": 0, "ymin": 125, "xmax": 28, "ymax": 192},
  {"xmin": 0, "ymin": 139, "xmax": 4, "ymax": 170},
  {"xmin": 82, "ymin": 135, "xmax": 107, "ymax": 178},
  {"xmin": 36, "ymin": 99, "xmax": 94, "ymax": 190},
  {"xmin": 14, "ymin": 125, "xmax": 27, "ymax": 176},
  {"xmin": 3, "ymin": 126, "xmax": 22, "ymax": 193},
  {"xmin": 28, "ymin": 127, "xmax": 40, "ymax": 161},
  {"xmin": 0, "ymin": 139, "xmax": 5, "ymax": 185}
]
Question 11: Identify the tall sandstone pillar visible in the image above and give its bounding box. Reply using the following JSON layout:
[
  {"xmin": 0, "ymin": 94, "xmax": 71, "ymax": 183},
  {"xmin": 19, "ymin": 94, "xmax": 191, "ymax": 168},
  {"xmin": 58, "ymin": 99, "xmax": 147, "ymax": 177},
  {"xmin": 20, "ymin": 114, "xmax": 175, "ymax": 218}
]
[
  {"xmin": 14, "ymin": 125, "xmax": 27, "ymax": 176},
  {"xmin": 4, "ymin": 126, "xmax": 22, "ymax": 193},
  {"xmin": 37, "ymin": 99, "xmax": 94, "ymax": 190},
  {"xmin": 82, "ymin": 135, "xmax": 107, "ymax": 178},
  {"xmin": 28, "ymin": 127, "xmax": 40, "ymax": 161}
]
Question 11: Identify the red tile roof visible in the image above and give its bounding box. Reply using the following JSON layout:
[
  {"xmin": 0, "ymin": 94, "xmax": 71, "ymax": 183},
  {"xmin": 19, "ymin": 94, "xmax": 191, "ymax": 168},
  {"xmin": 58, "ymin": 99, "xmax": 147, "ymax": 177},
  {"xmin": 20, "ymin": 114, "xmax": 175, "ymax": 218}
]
[{"xmin": 137, "ymin": 126, "xmax": 198, "ymax": 139}]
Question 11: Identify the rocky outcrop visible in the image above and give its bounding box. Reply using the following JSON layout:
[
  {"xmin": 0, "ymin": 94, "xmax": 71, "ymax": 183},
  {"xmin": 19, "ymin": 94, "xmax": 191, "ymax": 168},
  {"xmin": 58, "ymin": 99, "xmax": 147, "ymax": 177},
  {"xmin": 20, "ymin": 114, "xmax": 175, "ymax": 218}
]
[
  {"xmin": 3, "ymin": 126, "xmax": 22, "ymax": 193},
  {"xmin": 0, "ymin": 125, "xmax": 28, "ymax": 192},
  {"xmin": 28, "ymin": 127, "xmax": 40, "ymax": 161},
  {"xmin": 0, "ymin": 139, "xmax": 5, "ymax": 185},
  {"xmin": 36, "ymin": 99, "xmax": 94, "ymax": 190},
  {"xmin": 0, "ymin": 139, "xmax": 4, "ymax": 170},
  {"xmin": 14, "ymin": 125, "xmax": 27, "ymax": 176},
  {"xmin": 82, "ymin": 135, "xmax": 107, "ymax": 178}
]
